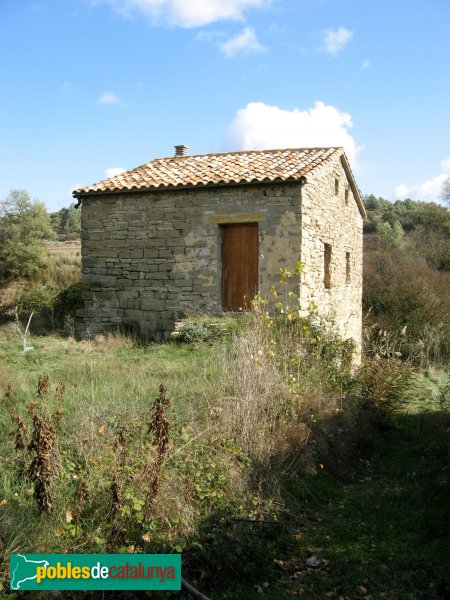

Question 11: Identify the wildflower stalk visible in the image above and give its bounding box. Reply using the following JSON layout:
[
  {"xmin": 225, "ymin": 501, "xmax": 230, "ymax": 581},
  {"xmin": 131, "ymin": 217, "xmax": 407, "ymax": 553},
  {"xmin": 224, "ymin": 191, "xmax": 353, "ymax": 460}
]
[
  {"xmin": 28, "ymin": 413, "xmax": 57, "ymax": 513},
  {"xmin": 143, "ymin": 384, "xmax": 170, "ymax": 521}
]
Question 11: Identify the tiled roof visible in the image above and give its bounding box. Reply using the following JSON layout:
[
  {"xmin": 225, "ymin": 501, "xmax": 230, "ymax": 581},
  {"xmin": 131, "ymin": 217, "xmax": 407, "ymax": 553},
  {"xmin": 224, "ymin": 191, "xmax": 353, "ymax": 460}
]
[{"xmin": 73, "ymin": 147, "xmax": 344, "ymax": 196}]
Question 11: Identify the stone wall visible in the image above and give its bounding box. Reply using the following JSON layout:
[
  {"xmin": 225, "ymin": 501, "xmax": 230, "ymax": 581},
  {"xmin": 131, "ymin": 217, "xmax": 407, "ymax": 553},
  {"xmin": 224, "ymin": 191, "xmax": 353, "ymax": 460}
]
[
  {"xmin": 299, "ymin": 159, "xmax": 364, "ymax": 359},
  {"xmin": 77, "ymin": 156, "xmax": 363, "ymax": 361},
  {"xmin": 77, "ymin": 183, "xmax": 303, "ymax": 338}
]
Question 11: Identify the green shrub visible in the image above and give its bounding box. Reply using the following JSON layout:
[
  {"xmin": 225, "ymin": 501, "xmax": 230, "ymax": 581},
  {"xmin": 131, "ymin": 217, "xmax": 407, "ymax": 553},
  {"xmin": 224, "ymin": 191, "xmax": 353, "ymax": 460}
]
[
  {"xmin": 364, "ymin": 233, "xmax": 450, "ymax": 365},
  {"xmin": 16, "ymin": 286, "xmax": 57, "ymax": 316},
  {"xmin": 180, "ymin": 320, "xmax": 213, "ymax": 344},
  {"xmin": 53, "ymin": 281, "xmax": 93, "ymax": 321},
  {"xmin": 179, "ymin": 316, "xmax": 234, "ymax": 344},
  {"xmin": 437, "ymin": 376, "xmax": 450, "ymax": 413},
  {"xmin": 0, "ymin": 189, "xmax": 54, "ymax": 280},
  {"xmin": 356, "ymin": 357, "xmax": 415, "ymax": 419}
]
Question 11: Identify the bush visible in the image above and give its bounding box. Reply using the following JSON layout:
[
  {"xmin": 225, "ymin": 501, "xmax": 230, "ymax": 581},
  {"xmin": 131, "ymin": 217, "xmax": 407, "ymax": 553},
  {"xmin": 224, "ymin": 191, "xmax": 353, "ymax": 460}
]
[
  {"xmin": 409, "ymin": 227, "xmax": 450, "ymax": 271},
  {"xmin": 179, "ymin": 320, "xmax": 216, "ymax": 344},
  {"xmin": 0, "ymin": 240, "xmax": 49, "ymax": 280},
  {"xmin": 3, "ymin": 281, "xmax": 92, "ymax": 333},
  {"xmin": 0, "ymin": 189, "xmax": 54, "ymax": 280},
  {"xmin": 53, "ymin": 281, "xmax": 92, "ymax": 321},
  {"xmin": 16, "ymin": 286, "xmax": 57, "ymax": 317},
  {"xmin": 364, "ymin": 233, "xmax": 450, "ymax": 365},
  {"xmin": 356, "ymin": 357, "xmax": 415, "ymax": 419},
  {"xmin": 178, "ymin": 316, "xmax": 236, "ymax": 344}
]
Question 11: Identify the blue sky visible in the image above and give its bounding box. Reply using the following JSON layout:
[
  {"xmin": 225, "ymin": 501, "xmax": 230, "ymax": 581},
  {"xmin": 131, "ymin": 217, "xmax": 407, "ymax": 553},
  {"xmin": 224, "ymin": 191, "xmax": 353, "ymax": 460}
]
[{"xmin": 1, "ymin": 0, "xmax": 449, "ymax": 212}]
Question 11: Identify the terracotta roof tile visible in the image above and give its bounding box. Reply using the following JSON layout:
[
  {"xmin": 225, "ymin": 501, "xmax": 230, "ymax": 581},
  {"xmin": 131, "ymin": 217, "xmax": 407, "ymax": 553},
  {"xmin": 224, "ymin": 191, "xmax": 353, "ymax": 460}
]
[{"xmin": 73, "ymin": 147, "xmax": 343, "ymax": 197}]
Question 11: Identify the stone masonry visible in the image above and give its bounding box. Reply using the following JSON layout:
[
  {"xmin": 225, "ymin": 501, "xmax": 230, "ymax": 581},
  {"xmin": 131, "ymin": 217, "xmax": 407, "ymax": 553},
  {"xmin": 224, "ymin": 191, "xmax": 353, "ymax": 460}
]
[
  {"xmin": 299, "ymin": 158, "xmax": 363, "ymax": 358},
  {"xmin": 75, "ymin": 148, "xmax": 364, "ymax": 360}
]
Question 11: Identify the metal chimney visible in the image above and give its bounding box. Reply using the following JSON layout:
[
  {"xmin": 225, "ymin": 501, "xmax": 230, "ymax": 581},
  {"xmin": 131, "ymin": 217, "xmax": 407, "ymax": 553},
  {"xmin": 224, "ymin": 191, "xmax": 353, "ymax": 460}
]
[{"xmin": 174, "ymin": 145, "xmax": 188, "ymax": 157}]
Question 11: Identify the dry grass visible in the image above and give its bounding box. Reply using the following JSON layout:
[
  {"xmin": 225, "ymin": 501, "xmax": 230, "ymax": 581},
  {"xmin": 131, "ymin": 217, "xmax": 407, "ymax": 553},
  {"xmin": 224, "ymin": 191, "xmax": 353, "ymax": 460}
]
[
  {"xmin": 37, "ymin": 248, "xmax": 81, "ymax": 289},
  {"xmin": 45, "ymin": 240, "xmax": 81, "ymax": 258},
  {"xmin": 0, "ymin": 242, "xmax": 81, "ymax": 313},
  {"xmin": 216, "ymin": 326, "xmax": 287, "ymax": 460}
]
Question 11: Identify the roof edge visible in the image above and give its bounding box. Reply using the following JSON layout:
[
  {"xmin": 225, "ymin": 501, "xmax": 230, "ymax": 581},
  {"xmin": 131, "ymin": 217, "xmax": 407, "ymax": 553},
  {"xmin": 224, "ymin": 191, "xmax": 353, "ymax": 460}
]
[
  {"xmin": 72, "ymin": 178, "xmax": 306, "ymax": 200},
  {"xmin": 339, "ymin": 154, "xmax": 366, "ymax": 219}
]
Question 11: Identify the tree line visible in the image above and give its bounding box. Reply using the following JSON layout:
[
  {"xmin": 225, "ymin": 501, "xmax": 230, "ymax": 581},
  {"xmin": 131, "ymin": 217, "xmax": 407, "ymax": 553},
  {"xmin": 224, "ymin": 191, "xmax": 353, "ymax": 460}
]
[
  {"xmin": 0, "ymin": 189, "xmax": 80, "ymax": 280},
  {"xmin": 363, "ymin": 195, "xmax": 450, "ymax": 271},
  {"xmin": 362, "ymin": 195, "xmax": 450, "ymax": 364}
]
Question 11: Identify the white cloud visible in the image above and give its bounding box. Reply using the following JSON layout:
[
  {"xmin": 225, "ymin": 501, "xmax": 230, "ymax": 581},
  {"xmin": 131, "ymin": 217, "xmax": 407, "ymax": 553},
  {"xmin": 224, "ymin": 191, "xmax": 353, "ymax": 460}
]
[
  {"xmin": 97, "ymin": 91, "xmax": 120, "ymax": 105},
  {"xmin": 393, "ymin": 184, "xmax": 409, "ymax": 199},
  {"xmin": 219, "ymin": 27, "xmax": 266, "ymax": 57},
  {"xmin": 97, "ymin": 0, "xmax": 269, "ymax": 28},
  {"xmin": 441, "ymin": 157, "xmax": 450, "ymax": 173},
  {"xmin": 226, "ymin": 100, "xmax": 362, "ymax": 169},
  {"xmin": 321, "ymin": 27, "xmax": 353, "ymax": 55},
  {"xmin": 362, "ymin": 59, "xmax": 370, "ymax": 69},
  {"xmin": 394, "ymin": 173, "xmax": 449, "ymax": 202},
  {"xmin": 105, "ymin": 167, "xmax": 126, "ymax": 177}
]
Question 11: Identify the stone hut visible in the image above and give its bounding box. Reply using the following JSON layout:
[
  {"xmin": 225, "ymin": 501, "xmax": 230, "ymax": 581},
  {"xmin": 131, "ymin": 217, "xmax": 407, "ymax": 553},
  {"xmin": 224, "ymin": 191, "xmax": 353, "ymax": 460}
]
[{"xmin": 73, "ymin": 146, "xmax": 366, "ymax": 356}]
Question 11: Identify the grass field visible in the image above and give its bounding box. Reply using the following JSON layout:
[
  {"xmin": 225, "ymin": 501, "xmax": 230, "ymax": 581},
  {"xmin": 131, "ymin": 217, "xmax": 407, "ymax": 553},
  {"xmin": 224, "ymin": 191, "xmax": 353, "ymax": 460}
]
[
  {"xmin": 0, "ymin": 324, "xmax": 448, "ymax": 599},
  {"xmin": 45, "ymin": 240, "xmax": 81, "ymax": 259}
]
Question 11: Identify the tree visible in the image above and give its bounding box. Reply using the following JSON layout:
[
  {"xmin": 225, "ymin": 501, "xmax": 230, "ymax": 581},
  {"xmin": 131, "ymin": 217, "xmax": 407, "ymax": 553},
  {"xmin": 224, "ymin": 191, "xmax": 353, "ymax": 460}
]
[
  {"xmin": 409, "ymin": 226, "xmax": 450, "ymax": 271},
  {"xmin": 50, "ymin": 205, "xmax": 81, "ymax": 237},
  {"xmin": 375, "ymin": 220, "xmax": 405, "ymax": 249},
  {"xmin": 442, "ymin": 178, "xmax": 450, "ymax": 207},
  {"xmin": 0, "ymin": 189, "xmax": 54, "ymax": 279},
  {"xmin": 363, "ymin": 195, "xmax": 450, "ymax": 235}
]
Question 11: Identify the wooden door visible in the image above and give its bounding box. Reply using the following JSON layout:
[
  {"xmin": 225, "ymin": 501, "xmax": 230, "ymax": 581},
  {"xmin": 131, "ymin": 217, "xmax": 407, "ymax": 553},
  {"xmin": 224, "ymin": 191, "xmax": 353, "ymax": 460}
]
[{"xmin": 221, "ymin": 223, "xmax": 259, "ymax": 311}]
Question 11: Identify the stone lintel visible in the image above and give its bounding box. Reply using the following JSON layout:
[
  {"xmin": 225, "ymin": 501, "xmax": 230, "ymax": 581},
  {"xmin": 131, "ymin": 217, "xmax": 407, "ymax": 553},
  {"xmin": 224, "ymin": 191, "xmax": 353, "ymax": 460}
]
[{"xmin": 209, "ymin": 213, "xmax": 266, "ymax": 224}]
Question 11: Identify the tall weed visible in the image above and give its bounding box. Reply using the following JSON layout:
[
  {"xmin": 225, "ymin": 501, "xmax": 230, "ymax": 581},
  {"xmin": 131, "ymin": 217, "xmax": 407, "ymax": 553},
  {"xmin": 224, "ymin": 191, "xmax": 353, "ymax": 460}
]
[{"xmin": 216, "ymin": 267, "xmax": 356, "ymax": 462}]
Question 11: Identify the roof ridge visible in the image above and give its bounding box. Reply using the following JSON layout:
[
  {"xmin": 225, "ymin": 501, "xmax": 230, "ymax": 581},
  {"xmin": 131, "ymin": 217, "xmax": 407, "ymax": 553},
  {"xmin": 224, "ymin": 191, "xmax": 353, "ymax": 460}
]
[{"xmin": 154, "ymin": 146, "xmax": 343, "ymax": 161}]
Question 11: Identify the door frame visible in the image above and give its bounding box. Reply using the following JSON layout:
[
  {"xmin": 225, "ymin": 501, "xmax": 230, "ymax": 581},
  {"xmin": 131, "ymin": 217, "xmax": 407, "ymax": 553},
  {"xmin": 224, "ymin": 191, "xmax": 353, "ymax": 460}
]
[
  {"xmin": 209, "ymin": 213, "xmax": 265, "ymax": 314},
  {"xmin": 220, "ymin": 222, "xmax": 259, "ymax": 312}
]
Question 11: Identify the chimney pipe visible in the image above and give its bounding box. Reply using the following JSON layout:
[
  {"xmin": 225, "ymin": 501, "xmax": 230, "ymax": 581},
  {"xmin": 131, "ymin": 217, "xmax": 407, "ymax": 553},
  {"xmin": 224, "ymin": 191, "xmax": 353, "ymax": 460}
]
[{"xmin": 174, "ymin": 145, "xmax": 188, "ymax": 157}]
